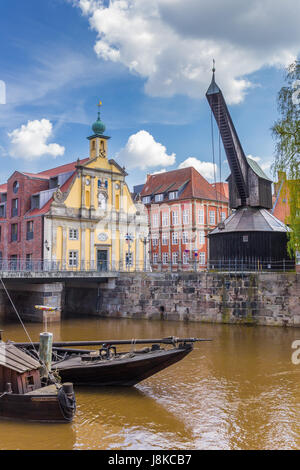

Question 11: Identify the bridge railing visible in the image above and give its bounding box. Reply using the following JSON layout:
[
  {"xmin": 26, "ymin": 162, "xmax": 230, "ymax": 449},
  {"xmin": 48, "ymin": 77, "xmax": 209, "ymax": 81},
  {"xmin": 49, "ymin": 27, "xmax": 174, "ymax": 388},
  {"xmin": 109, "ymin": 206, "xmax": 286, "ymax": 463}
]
[
  {"xmin": 0, "ymin": 259, "xmax": 152, "ymax": 274},
  {"xmin": 0, "ymin": 258, "xmax": 296, "ymax": 274}
]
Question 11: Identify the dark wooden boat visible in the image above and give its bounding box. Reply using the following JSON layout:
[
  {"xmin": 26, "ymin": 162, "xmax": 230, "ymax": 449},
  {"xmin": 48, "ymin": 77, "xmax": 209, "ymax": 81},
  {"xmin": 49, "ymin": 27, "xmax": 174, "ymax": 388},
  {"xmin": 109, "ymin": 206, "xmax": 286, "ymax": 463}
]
[
  {"xmin": 0, "ymin": 341, "xmax": 76, "ymax": 422},
  {"xmin": 16, "ymin": 337, "xmax": 210, "ymax": 387},
  {"xmin": 53, "ymin": 343, "xmax": 193, "ymax": 387}
]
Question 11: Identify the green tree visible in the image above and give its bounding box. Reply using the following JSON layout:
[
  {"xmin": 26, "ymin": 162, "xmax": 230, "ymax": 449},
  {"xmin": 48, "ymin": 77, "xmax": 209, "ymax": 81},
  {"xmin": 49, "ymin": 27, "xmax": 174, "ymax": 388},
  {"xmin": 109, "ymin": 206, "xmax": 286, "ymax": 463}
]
[{"xmin": 272, "ymin": 60, "xmax": 300, "ymax": 257}]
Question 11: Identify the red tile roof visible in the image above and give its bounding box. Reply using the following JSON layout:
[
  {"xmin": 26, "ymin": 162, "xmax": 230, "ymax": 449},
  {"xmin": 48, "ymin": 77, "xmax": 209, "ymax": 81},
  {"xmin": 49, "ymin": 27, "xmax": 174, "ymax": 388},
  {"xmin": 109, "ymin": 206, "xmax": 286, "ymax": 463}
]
[
  {"xmin": 0, "ymin": 183, "xmax": 7, "ymax": 192},
  {"xmin": 25, "ymin": 171, "xmax": 77, "ymax": 217},
  {"xmin": 37, "ymin": 158, "xmax": 89, "ymax": 177},
  {"xmin": 21, "ymin": 172, "xmax": 51, "ymax": 180},
  {"xmin": 141, "ymin": 167, "xmax": 228, "ymax": 203}
]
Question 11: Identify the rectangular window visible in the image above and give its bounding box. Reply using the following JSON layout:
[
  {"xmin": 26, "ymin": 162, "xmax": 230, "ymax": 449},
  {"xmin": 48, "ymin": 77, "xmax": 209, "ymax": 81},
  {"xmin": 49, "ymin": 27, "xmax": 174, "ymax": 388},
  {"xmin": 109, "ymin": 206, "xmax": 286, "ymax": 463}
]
[
  {"xmin": 182, "ymin": 209, "xmax": 189, "ymax": 224},
  {"xmin": 26, "ymin": 254, "xmax": 32, "ymax": 271},
  {"xmin": 152, "ymin": 236, "xmax": 158, "ymax": 247},
  {"xmin": 198, "ymin": 208, "xmax": 204, "ymax": 224},
  {"xmin": 172, "ymin": 232, "xmax": 178, "ymax": 244},
  {"xmin": 69, "ymin": 228, "xmax": 79, "ymax": 240},
  {"xmin": 199, "ymin": 252, "xmax": 206, "ymax": 265},
  {"xmin": 172, "ymin": 252, "xmax": 178, "ymax": 264},
  {"xmin": 162, "ymin": 212, "xmax": 169, "ymax": 227},
  {"xmin": 162, "ymin": 233, "xmax": 168, "ymax": 245},
  {"xmin": 12, "ymin": 199, "xmax": 18, "ymax": 217},
  {"xmin": 182, "ymin": 252, "xmax": 189, "ymax": 264},
  {"xmin": 169, "ymin": 191, "xmax": 178, "ymax": 200},
  {"xmin": 142, "ymin": 196, "xmax": 151, "ymax": 204},
  {"xmin": 199, "ymin": 231, "xmax": 205, "ymax": 245},
  {"xmin": 209, "ymin": 211, "xmax": 216, "ymax": 225},
  {"xmin": 152, "ymin": 213, "xmax": 159, "ymax": 228},
  {"xmin": 182, "ymin": 232, "xmax": 189, "ymax": 244},
  {"xmin": 26, "ymin": 375, "xmax": 35, "ymax": 389},
  {"xmin": 31, "ymin": 195, "xmax": 40, "ymax": 210},
  {"xmin": 172, "ymin": 211, "xmax": 179, "ymax": 225},
  {"xmin": 26, "ymin": 221, "xmax": 34, "ymax": 240},
  {"xmin": 162, "ymin": 253, "xmax": 168, "ymax": 264},
  {"xmin": 0, "ymin": 203, "xmax": 6, "ymax": 218},
  {"xmin": 153, "ymin": 253, "xmax": 158, "ymax": 264},
  {"xmin": 11, "ymin": 223, "xmax": 18, "ymax": 242},
  {"xmin": 221, "ymin": 211, "xmax": 226, "ymax": 221},
  {"xmin": 155, "ymin": 194, "xmax": 164, "ymax": 202},
  {"xmin": 1, "ymin": 193, "xmax": 7, "ymax": 203},
  {"xmin": 68, "ymin": 251, "xmax": 78, "ymax": 267}
]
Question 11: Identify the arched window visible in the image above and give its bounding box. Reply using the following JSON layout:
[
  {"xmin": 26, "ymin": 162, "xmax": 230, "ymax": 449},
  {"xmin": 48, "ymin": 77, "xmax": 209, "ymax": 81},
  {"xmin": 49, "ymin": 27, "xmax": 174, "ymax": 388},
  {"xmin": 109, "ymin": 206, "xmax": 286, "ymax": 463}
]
[{"xmin": 13, "ymin": 181, "xmax": 19, "ymax": 194}]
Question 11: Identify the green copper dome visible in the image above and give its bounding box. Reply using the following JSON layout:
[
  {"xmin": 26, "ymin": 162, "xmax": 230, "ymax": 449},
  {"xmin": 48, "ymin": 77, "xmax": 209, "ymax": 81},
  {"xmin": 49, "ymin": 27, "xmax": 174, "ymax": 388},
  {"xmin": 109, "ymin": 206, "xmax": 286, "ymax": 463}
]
[{"xmin": 92, "ymin": 111, "xmax": 106, "ymax": 135}]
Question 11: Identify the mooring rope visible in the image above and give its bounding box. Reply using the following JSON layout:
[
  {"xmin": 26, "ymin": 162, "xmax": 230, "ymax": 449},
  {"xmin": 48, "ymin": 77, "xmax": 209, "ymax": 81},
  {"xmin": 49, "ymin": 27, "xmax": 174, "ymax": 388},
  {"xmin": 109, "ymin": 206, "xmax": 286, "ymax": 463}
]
[
  {"xmin": 0, "ymin": 277, "xmax": 37, "ymax": 352},
  {"xmin": 0, "ymin": 277, "xmax": 59, "ymax": 385}
]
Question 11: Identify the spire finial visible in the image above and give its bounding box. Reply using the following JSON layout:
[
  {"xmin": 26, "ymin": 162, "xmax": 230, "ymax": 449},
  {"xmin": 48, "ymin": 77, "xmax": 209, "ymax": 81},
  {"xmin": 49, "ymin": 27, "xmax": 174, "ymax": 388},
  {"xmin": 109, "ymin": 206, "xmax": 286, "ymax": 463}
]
[
  {"xmin": 92, "ymin": 100, "xmax": 106, "ymax": 135},
  {"xmin": 212, "ymin": 59, "xmax": 216, "ymax": 81}
]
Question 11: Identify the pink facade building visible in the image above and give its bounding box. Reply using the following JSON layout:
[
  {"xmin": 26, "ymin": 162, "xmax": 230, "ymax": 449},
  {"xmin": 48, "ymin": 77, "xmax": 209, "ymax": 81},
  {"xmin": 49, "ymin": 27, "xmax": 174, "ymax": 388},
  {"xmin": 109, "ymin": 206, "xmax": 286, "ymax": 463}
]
[{"xmin": 139, "ymin": 167, "xmax": 229, "ymax": 270}]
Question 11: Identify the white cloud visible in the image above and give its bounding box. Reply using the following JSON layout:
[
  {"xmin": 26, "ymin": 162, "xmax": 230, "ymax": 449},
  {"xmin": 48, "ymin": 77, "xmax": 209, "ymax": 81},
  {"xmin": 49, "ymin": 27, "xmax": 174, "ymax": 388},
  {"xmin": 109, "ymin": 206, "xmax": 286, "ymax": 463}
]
[
  {"xmin": 72, "ymin": 0, "xmax": 300, "ymax": 104},
  {"xmin": 117, "ymin": 130, "xmax": 175, "ymax": 169},
  {"xmin": 178, "ymin": 157, "xmax": 217, "ymax": 181},
  {"xmin": 8, "ymin": 119, "xmax": 65, "ymax": 160},
  {"xmin": 150, "ymin": 168, "xmax": 167, "ymax": 175}
]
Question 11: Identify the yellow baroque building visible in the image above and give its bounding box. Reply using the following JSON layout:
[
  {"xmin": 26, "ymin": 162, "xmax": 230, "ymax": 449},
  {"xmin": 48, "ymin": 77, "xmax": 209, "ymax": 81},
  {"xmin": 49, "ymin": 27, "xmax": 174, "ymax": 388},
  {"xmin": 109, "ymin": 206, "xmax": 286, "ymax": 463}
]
[{"xmin": 43, "ymin": 110, "xmax": 149, "ymax": 271}]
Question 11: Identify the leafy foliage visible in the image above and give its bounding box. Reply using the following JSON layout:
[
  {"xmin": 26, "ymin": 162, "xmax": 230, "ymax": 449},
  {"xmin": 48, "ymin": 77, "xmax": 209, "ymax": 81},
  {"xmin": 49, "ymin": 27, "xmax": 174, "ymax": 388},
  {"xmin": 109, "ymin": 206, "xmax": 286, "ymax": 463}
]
[{"xmin": 272, "ymin": 61, "xmax": 300, "ymax": 256}]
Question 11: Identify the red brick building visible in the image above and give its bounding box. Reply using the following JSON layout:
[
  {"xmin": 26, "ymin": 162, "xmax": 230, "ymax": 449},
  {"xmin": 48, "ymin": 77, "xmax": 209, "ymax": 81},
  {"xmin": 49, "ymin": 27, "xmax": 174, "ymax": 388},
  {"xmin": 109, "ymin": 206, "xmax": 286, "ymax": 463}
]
[
  {"xmin": 139, "ymin": 167, "xmax": 229, "ymax": 270},
  {"xmin": 0, "ymin": 159, "xmax": 88, "ymax": 269}
]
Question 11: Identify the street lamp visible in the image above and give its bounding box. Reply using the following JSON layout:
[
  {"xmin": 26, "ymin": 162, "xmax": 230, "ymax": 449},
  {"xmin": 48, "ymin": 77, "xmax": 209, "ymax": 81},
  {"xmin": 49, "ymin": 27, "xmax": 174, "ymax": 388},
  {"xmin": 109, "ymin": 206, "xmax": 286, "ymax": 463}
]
[
  {"xmin": 125, "ymin": 233, "xmax": 134, "ymax": 270},
  {"xmin": 140, "ymin": 235, "xmax": 150, "ymax": 272}
]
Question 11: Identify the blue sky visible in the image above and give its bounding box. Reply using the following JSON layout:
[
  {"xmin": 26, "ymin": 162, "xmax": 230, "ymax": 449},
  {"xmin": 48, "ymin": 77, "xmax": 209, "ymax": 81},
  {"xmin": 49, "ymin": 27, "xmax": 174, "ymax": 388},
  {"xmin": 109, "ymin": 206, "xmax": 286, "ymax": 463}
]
[{"xmin": 0, "ymin": 0, "xmax": 299, "ymax": 189}]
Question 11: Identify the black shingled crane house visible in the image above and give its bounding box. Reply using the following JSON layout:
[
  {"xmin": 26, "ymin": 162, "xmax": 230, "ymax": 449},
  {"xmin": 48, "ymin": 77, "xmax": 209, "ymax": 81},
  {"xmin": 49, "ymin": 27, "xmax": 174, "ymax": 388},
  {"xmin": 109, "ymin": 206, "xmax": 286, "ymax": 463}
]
[{"xmin": 206, "ymin": 68, "xmax": 294, "ymax": 271}]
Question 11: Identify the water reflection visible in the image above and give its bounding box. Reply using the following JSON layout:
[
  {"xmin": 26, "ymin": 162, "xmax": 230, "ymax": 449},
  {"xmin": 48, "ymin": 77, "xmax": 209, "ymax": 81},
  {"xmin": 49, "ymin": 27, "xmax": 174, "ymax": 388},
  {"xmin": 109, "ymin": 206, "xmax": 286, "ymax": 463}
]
[{"xmin": 0, "ymin": 318, "xmax": 299, "ymax": 449}]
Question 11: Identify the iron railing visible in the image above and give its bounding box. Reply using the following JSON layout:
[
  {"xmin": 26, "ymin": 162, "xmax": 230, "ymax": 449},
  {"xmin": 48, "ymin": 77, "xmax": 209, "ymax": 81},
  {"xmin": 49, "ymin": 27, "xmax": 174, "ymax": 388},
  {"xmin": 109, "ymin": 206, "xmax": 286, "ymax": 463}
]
[
  {"xmin": 0, "ymin": 258, "xmax": 296, "ymax": 274},
  {"xmin": 207, "ymin": 258, "xmax": 296, "ymax": 272},
  {"xmin": 0, "ymin": 259, "xmax": 152, "ymax": 273}
]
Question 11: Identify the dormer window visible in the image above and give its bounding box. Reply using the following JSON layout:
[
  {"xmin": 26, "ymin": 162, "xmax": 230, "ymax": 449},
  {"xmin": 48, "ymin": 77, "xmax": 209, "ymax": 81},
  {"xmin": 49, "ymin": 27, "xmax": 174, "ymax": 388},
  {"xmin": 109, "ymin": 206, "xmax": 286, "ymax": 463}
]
[
  {"xmin": 49, "ymin": 176, "xmax": 58, "ymax": 189},
  {"xmin": 169, "ymin": 191, "xmax": 178, "ymax": 200},
  {"xmin": 142, "ymin": 196, "xmax": 151, "ymax": 204},
  {"xmin": 155, "ymin": 194, "xmax": 163, "ymax": 203},
  {"xmin": 31, "ymin": 195, "xmax": 40, "ymax": 210}
]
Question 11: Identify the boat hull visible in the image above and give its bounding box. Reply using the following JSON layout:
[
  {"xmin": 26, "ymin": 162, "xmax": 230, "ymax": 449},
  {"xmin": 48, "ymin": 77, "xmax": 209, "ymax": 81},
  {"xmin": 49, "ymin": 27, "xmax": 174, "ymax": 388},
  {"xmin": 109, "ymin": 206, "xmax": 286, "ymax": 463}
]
[
  {"xmin": 0, "ymin": 388, "xmax": 76, "ymax": 423},
  {"xmin": 55, "ymin": 345, "xmax": 193, "ymax": 387}
]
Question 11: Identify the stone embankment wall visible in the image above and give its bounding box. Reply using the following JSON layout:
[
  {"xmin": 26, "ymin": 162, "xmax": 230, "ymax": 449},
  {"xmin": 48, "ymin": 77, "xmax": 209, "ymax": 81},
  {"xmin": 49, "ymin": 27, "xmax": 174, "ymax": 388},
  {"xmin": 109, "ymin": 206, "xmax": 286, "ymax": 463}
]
[
  {"xmin": 1, "ymin": 272, "xmax": 299, "ymax": 327},
  {"xmin": 67, "ymin": 272, "xmax": 300, "ymax": 327},
  {"xmin": 0, "ymin": 283, "xmax": 63, "ymax": 322}
]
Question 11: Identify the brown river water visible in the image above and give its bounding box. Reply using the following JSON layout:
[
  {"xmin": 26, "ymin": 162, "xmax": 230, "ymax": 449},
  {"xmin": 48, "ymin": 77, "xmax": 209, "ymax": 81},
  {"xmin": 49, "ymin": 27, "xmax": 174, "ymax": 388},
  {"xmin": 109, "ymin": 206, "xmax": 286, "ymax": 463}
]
[{"xmin": 0, "ymin": 317, "xmax": 299, "ymax": 450}]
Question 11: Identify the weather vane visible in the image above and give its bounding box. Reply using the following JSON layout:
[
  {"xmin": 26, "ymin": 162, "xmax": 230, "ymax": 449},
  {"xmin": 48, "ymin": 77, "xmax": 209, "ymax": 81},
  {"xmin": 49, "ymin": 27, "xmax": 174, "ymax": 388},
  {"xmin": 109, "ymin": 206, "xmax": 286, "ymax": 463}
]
[{"xmin": 212, "ymin": 59, "xmax": 215, "ymax": 73}]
